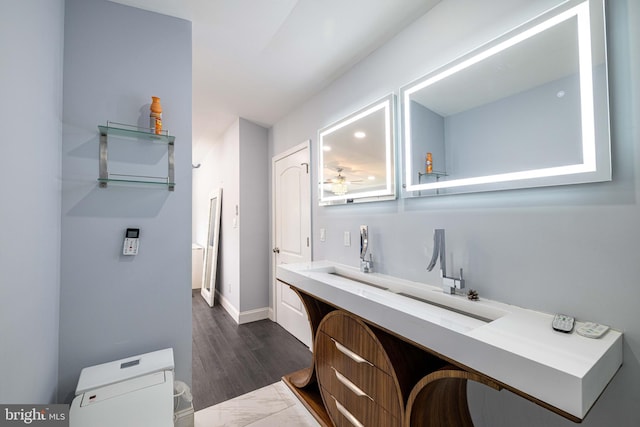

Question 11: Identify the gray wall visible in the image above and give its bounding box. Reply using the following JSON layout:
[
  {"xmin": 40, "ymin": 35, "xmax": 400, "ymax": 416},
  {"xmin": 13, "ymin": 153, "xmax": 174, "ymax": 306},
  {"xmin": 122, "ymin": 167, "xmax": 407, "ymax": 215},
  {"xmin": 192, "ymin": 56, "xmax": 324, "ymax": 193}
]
[
  {"xmin": 270, "ymin": 0, "xmax": 640, "ymax": 425},
  {"xmin": 0, "ymin": 0, "xmax": 64, "ymax": 404},
  {"xmin": 238, "ymin": 119, "xmax": 269, "ymax": 312},
  {"xmin": 58, "ymin": 0, "xmax": 192, "ymax": 402}
]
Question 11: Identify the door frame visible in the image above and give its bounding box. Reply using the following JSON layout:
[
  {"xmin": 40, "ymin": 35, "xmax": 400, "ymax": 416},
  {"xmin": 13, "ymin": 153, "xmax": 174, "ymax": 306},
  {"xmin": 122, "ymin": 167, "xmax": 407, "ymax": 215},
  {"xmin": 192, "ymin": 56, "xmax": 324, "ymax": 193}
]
[{"xmin": 271, "ymin": 140, "xmax": 312, "ymax": 321}]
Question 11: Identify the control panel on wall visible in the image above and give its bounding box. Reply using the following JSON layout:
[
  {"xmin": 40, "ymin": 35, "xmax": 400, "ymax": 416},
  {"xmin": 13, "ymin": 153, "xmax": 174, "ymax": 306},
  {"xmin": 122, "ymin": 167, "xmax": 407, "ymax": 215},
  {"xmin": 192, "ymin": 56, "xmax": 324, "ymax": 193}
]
[{"xmin": 123, "ymin": 228, "xmax": 140, "ymax": 255}]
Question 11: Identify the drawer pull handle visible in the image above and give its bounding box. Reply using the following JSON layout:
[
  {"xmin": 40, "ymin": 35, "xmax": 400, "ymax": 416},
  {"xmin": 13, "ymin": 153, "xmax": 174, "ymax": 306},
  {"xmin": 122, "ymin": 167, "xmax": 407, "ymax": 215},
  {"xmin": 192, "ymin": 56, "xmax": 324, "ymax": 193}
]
[
  {"xmin": 334, "ymin": 397, "xmax": 364, "ymax": 427},
  {"xmin": 333, "ymin": 368, "xmax": 373, "ymax": 401},
  {"xmin": 332, "ymin": 339, "xmax": 373, "ymax": 366}
]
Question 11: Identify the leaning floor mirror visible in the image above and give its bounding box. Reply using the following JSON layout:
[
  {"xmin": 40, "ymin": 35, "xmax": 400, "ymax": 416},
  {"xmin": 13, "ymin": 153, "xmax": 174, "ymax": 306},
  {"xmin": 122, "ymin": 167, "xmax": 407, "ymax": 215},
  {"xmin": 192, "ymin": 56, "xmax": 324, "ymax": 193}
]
[
  {"xmin": 401, "ymin": 0, "xmax": 610, "ymax": 197},
  {"xmin": 201, "ymin": 188, "xmax": 222, "ymax": 307},
  {"xmin": 318, "ymin": 94, "xmax": 396, "ymax": 205}
]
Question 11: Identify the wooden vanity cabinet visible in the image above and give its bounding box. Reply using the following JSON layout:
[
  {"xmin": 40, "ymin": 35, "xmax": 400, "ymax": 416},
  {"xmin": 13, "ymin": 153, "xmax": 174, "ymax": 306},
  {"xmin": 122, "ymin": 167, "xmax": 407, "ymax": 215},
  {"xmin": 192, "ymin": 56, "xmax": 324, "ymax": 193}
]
[{"xmin": 282, "ymin": 287, "xmax": 502, "ymax": 427}]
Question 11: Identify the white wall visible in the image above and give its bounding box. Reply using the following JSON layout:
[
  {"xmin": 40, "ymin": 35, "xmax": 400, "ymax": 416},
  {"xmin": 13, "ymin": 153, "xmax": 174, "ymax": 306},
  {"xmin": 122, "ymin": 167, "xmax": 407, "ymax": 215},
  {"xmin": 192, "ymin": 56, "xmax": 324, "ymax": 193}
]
[
  {"xmin": 0, "ymin": 0, "xmax": 64, "ymax": 404},
  {"xmin": 58, "ymin": 0, "xmax": 192, "ymax": 402},
  {"xmin": 269, "ymin": 0, "xmax": 640, "ymax": 425},
  {"xmin": 192, "ymin": 138, "xmax": 227, "ymax": 247},
  {"xmin": 219, "ymin": 120, "xmax": 241, "ymax": 310}
]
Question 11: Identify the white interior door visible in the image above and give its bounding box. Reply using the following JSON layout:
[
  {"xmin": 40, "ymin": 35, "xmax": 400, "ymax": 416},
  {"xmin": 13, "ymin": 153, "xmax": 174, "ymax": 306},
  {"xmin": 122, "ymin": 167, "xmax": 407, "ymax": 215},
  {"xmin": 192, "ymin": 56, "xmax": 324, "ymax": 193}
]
[{"xmin": 273, "ymin": 141, "xmax": 312, "ymax": 347}]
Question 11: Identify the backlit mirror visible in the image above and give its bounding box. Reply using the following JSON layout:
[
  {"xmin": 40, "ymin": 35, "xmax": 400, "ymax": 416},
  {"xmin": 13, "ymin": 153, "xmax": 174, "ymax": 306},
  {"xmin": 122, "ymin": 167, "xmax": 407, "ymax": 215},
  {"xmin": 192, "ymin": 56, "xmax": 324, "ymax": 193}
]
[
  {"xmin": 401, "ymin": 0, "xmax": 610, "ymax": 196},
  {"xmin": 319, "ymin": 94, "xmax": 396, "ymax": 205}
]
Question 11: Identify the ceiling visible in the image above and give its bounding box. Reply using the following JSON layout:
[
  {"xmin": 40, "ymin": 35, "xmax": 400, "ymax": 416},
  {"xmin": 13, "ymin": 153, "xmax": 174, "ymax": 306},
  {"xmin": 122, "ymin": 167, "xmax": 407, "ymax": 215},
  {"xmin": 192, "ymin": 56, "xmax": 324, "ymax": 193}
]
[{"xmin": 108, "ymin": 0, "xmax": 440, "ymax": 161}]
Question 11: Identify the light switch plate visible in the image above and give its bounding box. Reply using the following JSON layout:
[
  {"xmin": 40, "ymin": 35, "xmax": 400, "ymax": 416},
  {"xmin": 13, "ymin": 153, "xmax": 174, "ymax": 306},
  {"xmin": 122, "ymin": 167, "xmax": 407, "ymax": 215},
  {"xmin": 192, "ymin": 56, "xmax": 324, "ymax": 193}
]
[
  {"xmin": 343, "ymin": 231, "xmax": 351, "ymax": 246},
  {"xmin": 320, "ymin": 228, "xmax": 326, "ymax": 242}
]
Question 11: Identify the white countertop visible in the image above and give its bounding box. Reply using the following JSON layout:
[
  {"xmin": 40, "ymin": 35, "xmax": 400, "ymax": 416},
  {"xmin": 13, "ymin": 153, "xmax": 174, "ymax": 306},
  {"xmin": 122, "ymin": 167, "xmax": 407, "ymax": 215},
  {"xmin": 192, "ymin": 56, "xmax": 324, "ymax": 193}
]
[{"xmin": 276, "ymin": 260, "xmax": 622, "ymax": 420}]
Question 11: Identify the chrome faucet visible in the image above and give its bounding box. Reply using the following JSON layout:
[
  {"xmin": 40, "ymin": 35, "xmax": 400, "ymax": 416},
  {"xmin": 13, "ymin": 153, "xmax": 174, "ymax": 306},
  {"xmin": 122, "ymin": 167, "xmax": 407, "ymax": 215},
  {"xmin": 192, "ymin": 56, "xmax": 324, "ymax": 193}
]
[
  {"xmin": 360, "ymin": 225, "xmax": 373, "ymax": 273},
  {"xmin": 426, "ymin": 229, "xmax": 465, "ymax": 294}
]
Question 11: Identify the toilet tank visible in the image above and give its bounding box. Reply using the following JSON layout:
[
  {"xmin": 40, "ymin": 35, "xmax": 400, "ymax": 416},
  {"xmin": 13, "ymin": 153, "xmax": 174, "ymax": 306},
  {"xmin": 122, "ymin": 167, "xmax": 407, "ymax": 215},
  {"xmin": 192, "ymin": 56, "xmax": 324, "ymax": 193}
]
[
  {"xmin": 75, "ymin": 348, "xmax": 174, "ymax": 394},
  {"xmin": 70, "ymin": 348, "xmax": 175, "ymax": 427}
]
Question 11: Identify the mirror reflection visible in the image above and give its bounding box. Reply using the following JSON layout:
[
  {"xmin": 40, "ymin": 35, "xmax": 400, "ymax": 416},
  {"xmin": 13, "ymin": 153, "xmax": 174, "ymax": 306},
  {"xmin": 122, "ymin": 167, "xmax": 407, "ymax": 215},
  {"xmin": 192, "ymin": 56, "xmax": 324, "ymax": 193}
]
[
  {"xmin": 402, "ymin": 0, "xmax": 610, "ymax": 196},
  {"xmin": 319, "ymin": 94, "xmax": 396, "ymax": 205}
]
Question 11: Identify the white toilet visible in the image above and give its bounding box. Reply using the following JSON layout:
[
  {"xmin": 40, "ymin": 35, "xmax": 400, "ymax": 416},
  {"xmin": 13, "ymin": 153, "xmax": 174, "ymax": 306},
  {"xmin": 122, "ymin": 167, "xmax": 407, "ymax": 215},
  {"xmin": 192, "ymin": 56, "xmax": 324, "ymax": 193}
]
[{"xmin": 70, "ymin": 348, "xmax": 175, "ymax": 427}]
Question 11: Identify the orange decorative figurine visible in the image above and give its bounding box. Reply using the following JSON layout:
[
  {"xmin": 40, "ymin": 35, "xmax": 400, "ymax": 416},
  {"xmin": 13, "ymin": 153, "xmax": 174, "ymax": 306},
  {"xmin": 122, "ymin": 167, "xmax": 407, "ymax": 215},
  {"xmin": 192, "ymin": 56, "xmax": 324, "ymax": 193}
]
[{"xmin": 150, "ymin": 96, "xmax": 162, "ymax": 134}]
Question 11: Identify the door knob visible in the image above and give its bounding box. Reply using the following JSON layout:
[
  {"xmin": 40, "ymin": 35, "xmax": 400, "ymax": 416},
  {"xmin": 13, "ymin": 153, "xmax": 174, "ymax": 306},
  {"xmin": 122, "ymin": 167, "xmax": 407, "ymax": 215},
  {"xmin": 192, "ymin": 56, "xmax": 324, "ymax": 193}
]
[{"xmin": 272, "ymin": 247, "xmax": 280, "ymax": 253}]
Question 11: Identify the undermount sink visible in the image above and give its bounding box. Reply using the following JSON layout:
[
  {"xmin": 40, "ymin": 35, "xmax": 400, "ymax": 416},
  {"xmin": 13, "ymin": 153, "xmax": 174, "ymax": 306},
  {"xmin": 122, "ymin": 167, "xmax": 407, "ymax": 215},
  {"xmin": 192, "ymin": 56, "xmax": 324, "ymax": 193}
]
[
  {"xmin": 329, "ymin": 272, "xmax": 388, "ymax": 290},
  {"xmin": 327, "ymin": 266, "xmax": 503, "ymax": 324},
  {"xmin": 395, "ymin": 292, "xmax": 493, "ymax": 323}
]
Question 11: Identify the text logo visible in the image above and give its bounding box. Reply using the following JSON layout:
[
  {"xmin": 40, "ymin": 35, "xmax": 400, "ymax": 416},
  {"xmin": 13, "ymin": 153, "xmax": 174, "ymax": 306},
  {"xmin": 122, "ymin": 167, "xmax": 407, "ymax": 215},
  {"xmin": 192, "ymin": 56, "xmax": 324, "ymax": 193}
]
[{"xmin": 1, "ymin": 405, "xmax": 68, "ymax": 426}]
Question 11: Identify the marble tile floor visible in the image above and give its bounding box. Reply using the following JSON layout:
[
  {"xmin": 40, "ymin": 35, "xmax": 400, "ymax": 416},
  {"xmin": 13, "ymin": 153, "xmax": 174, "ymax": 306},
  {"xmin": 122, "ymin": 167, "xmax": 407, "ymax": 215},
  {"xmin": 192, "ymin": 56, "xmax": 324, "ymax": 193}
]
[{"xmin": 194, "ymin": 381, "xmax": 320, "ymax": 427}]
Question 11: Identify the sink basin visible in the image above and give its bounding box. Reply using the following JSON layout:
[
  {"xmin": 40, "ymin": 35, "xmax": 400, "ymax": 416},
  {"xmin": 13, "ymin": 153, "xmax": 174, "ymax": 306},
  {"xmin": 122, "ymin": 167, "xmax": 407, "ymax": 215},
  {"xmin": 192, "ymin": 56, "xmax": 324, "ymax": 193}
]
[
  {"xmin": 394, "ymin": 292, "xmax": 492, "ymax": 323},
  {"xmin": 321, "ymin": 265, "xmax": 504, "ymax": 324},
  {"xmin": 329, "ymin": 272, "xmax": 388, "ymax": 290}
]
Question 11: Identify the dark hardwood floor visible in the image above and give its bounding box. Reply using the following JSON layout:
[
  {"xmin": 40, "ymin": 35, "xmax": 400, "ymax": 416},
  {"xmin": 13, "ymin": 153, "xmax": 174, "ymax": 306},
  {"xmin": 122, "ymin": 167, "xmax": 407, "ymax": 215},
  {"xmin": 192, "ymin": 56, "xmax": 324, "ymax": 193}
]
[{"xmin": 191, "ymin": 291, "xmax": 312, "ymax": 411}]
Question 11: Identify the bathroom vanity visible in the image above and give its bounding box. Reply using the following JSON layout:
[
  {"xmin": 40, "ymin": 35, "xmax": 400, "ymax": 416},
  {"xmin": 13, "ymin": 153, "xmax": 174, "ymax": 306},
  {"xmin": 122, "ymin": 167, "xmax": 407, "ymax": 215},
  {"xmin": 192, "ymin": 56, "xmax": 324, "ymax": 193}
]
[{"xmin": 277, "ymin": 261, "xmax": 622, "ymax": 426}]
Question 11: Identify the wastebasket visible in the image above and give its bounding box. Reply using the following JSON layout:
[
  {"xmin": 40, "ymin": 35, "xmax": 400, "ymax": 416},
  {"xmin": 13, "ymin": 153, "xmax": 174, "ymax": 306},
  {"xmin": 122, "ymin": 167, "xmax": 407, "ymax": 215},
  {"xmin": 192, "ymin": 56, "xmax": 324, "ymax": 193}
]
[{"xmin": 173, "ymin": 381, "xmax": 194, "ymax": 427}]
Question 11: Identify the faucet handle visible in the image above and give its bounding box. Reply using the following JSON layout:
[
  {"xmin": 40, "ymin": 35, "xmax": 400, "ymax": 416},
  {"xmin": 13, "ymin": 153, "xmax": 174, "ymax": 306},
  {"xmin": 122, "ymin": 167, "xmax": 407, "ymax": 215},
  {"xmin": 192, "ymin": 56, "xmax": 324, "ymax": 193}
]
[
  {"xmin": 360, "ymin": 255, "xmax": 373, "ymax": 273},
  {"xmin": 442, "ymin": 267, "xmax": 465, "ymax": 294}
]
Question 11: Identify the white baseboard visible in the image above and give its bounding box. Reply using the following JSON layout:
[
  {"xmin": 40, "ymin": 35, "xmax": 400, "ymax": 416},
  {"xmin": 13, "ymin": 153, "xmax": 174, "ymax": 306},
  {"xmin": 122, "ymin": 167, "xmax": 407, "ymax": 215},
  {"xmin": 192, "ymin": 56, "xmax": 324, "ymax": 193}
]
[
  {"xmin": 238, "ymin": 307, "xmax": 270, "ymax": 324},
  {"xmin": 215, "ymin": 290, "xmax": 270, "ymax": 325},
  {"xmin": 215, "ymin": 290, "xmax": 239, "ymax": 322}
]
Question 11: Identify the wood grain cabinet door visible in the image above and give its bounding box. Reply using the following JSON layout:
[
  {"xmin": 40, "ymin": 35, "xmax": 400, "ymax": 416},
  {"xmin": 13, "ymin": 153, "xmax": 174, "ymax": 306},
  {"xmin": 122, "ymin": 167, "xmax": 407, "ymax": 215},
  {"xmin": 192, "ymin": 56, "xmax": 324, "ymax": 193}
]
[{"xmin": 316, "ymin": 311, "xmax": 403, "ymax": 426}]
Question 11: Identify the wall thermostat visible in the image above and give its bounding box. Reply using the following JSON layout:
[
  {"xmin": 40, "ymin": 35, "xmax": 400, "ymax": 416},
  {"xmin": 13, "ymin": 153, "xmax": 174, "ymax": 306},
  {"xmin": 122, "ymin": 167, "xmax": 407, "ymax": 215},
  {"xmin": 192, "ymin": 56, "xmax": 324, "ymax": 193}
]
[{"xmin": 123, "ymin": 228, "xmax": 140, "ymax": 255}]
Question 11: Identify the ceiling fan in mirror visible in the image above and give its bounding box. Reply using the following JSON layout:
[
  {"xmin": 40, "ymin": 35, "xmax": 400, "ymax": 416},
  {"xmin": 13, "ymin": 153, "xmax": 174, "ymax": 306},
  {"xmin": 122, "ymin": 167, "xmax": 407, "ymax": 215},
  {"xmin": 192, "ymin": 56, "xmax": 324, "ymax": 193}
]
[{"xmin": 323, "ymin": 167, "xmax": 363, "ymax": 195}]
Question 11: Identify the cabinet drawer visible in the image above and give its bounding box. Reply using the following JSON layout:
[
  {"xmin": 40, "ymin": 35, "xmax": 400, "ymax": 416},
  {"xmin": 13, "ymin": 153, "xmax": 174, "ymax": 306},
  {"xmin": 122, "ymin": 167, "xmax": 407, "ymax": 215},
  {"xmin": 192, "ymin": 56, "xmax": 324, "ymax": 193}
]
[
  {"xmin": 317, "ymin": 311, "xmax": 389, "ymax": 370},
  {"xmin": 321, "ymin": 387, "xmax": 399, "ymax": 427},
  {"xmin": 316, "ymin": 331, "xmax": 401, "ymax": 417}
]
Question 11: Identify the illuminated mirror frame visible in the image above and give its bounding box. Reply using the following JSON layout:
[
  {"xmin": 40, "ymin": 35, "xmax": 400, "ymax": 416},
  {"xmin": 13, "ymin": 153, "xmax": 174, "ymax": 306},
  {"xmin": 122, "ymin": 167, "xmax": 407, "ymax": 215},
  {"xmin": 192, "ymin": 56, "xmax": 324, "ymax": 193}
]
[
  {"xmin": 401, "ymin": 0, "xmax": 610, "ymax": 196},
  {"xmin": 318, "ymin": 94, "xmax": 396, "ymax": 205}
]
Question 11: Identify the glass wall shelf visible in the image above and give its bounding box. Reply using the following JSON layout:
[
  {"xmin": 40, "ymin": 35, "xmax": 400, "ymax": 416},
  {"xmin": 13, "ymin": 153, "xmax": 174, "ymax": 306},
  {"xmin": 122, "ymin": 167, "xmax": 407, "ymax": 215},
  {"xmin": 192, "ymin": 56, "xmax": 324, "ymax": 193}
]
[
  {"xmin": 98, "ymin": 121, "xmax": 175, "ymax": 191},
  {"xmin": 418, "ymin": 171, "xmax": 447, "ymax": 182},
  {"xmin": 413, "ymin": 171, "xmax": 448, "ymax": 196},
  {"xmin": 98, "ymin": 122, "xmax": 175, "ymax": 144}
]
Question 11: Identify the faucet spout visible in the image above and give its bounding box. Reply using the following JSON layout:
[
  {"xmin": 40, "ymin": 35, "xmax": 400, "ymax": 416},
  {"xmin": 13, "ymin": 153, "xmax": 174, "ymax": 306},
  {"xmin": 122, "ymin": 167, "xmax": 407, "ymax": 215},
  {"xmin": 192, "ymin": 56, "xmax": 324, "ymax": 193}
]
[
  {"xmin": 426, "ymin": 229, "xmax": 464, "ymax": 294},
  {"xmin": 360, "ymin": 225, "xmax": 373, "ymax": 273},
  {"xmin": 426, "ymin": 229, "xmax": 446, "ymax": 273}
]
